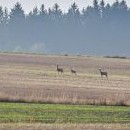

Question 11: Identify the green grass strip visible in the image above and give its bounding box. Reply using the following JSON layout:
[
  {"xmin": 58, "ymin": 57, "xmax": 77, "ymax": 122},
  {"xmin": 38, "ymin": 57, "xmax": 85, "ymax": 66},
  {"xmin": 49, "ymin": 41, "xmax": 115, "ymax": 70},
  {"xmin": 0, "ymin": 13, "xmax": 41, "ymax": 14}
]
[{"xmin": 0, "ymin": 103, "xmax": 130, "ymax": 123}]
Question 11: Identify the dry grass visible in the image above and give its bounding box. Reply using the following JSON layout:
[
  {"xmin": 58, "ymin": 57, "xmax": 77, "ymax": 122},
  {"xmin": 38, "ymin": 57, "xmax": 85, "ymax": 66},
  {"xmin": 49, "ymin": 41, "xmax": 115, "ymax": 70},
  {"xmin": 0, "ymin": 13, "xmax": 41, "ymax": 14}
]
[
  {"xmin": 0, "ymin": 123, "xmax": 130, "ymax": 130},
  {"xmin": 0, "ymin": 53, "xmax": 130, "ymax": 105}
]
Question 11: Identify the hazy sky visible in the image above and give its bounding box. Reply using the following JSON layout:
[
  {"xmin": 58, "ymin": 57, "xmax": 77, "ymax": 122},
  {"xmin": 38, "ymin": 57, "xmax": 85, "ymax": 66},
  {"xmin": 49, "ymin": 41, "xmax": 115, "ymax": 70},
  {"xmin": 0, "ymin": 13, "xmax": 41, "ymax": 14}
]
[{"xmin": 0, "ymin": 0, "xmax": 130, "ymax": 13}]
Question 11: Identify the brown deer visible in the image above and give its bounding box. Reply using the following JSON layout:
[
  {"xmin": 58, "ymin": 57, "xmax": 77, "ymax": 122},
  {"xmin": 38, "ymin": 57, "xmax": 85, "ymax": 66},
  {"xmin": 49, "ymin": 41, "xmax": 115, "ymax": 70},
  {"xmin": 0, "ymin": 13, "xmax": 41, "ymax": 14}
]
[
  {"xmin": 99, "ymin": 69, "xmax": 108, "ymax": 78},
  {"xmin": 71, "ymin": 68, "xmax": 76, "ymax": 75},
  {"xmin": 57, "ymin": 65, "xmax": 63, "ymax": 74}
]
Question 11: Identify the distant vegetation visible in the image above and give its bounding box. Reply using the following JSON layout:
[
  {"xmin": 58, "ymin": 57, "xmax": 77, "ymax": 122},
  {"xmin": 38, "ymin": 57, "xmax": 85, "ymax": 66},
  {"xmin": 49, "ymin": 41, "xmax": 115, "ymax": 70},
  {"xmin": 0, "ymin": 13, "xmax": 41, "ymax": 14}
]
[
  {"xmin": 104, "ymin": 56, "xmax": 128, "ymax": 59},
  {"xmin": 0, "ymin": 0, "xmax": 130, "ymax": 55}
]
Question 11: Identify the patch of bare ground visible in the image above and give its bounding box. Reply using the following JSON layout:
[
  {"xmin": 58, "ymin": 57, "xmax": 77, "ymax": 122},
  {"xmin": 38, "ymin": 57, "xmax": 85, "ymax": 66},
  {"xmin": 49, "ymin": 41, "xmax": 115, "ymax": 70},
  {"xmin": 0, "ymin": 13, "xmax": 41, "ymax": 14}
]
[
  {"xmin": 0, "ymin": 53, "xmax": 130, "ymax": 105},
  {"xmin": 0, "ymin": 124, "xmax": 130, "ymax": 130}
]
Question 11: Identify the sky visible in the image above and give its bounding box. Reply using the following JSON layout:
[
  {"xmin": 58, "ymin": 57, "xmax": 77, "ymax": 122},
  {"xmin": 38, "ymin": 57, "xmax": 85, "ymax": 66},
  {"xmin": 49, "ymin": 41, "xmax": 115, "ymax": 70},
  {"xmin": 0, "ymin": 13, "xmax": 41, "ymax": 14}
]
[{"xmin": 0, "ymin": 0, "xmax": 130, "ymax": 13}]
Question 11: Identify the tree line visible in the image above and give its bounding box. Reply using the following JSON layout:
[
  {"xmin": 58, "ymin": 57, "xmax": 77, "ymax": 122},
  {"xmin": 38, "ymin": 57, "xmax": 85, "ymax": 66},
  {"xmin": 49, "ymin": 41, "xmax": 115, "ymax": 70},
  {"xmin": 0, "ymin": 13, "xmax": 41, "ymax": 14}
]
[{"xmin": 0, "ymin": 0, "xmax": 130, "ymax": 55}]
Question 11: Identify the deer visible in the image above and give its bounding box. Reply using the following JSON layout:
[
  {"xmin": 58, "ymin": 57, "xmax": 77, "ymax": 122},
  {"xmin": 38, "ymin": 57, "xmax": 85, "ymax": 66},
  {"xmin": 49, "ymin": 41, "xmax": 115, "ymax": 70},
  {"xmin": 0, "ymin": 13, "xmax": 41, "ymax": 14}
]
[
  {"xmin": 71, "ymin": 68, "xmax": 76, "ymax": 75},
  {"xmin": 99, "ymin": 69, "xmax": 108, "ymax": 78},
  {"xmin": 57, "ymin": 64, "xmax": 64, "ymax": 74}
]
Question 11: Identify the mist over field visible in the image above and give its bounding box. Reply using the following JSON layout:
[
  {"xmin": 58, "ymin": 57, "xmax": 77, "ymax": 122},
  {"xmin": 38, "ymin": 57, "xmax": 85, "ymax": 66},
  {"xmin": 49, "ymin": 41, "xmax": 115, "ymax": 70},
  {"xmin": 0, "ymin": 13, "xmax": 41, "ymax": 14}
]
[{"xmin": 0, "ymin": 0, "xmax": 130, "ymax": 56}]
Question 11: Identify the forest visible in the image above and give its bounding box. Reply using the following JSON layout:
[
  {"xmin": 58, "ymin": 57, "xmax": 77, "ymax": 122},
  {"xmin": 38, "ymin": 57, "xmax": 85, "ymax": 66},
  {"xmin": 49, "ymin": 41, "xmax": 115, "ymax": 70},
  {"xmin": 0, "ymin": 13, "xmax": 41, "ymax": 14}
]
[{"xmin": 0, "ymin": 0, "xmax": 130, "ymax": 55}]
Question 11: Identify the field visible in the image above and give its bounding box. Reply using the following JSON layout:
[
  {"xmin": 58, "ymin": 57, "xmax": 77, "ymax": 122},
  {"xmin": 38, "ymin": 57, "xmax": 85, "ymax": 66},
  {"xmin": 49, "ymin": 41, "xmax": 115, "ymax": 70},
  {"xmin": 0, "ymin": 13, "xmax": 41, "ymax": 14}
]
[
  {"xmin": 1, "ymin": 123, "xmax": 130, "ymax": 130},
  {"xmin": 0, "ymin": 53, "xmax": 130, "ymax": 129},
  {"xmin": 0, "ymin": 103, "xmax": 130, "ymax": 129},
  {"xmin": 0, "ymin": 53, "xmax": 130, "ymax": 105},
  {"xmin": 0, "ymin": 103, "xmax": 130, "ymax": 123}
]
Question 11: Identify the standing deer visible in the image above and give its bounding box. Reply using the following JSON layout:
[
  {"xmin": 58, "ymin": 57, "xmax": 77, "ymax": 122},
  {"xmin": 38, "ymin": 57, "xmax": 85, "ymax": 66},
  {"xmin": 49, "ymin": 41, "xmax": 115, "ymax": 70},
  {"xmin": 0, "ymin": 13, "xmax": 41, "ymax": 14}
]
[
  {"xmin": 71, "ymin": 68, "xmax": 76, "ymax": 75},
  {"xmin": 99, "ymin": 69, "xmax": 108, "ymax": 78},
  {"xmin": 57, "ymin": 65, "xmax": 64, "ymax": 74}
]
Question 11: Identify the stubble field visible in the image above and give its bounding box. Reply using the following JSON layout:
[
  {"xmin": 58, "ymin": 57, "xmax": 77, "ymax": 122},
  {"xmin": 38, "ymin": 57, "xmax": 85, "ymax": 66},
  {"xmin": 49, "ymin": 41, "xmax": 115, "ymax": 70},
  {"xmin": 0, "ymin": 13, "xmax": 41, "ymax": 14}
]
[{"xmin": 0, "ymin": 53, "xmax": 129, "ymax": 105}]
